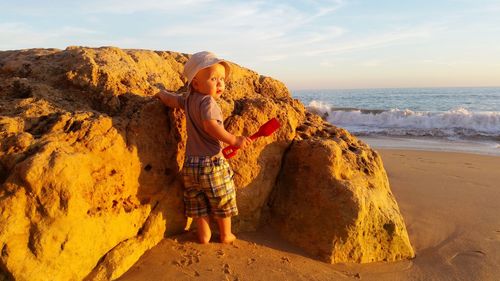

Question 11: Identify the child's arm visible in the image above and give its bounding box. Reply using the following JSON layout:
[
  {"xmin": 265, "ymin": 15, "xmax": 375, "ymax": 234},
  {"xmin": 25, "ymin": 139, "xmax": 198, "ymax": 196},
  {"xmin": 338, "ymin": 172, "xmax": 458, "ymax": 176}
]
[
  {"xmin": 155, "ymin": 90, "xmax": 184, "ymax": 109},
  {"xmin": 203, "ymin": 120, "xmax": 251, "ymax": 148}
]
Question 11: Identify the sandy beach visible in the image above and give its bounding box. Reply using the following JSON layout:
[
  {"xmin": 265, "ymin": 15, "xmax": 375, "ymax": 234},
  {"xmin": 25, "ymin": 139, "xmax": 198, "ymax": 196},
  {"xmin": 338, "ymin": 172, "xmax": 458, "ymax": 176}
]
[
  {"xmin": 2, "ymin": 2, "xmax": 500, "ymax": 279},
  {"xmin": 118, "ymin": 149, "xmax": 500, "ymax": 281}
]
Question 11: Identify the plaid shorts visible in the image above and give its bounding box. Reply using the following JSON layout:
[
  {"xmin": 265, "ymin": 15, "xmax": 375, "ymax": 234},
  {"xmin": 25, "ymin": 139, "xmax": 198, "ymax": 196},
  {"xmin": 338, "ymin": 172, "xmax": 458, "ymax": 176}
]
[{"xmin": 182, "ymin": 155, "xmax": 238, "ymax": 218}]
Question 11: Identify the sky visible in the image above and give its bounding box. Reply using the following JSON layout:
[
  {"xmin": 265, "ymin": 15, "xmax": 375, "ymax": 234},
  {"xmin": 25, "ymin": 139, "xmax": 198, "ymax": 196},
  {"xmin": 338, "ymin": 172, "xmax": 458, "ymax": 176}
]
[{"xmin": 1, "ymin": 0, "xmax": 499, "ymax": 90}]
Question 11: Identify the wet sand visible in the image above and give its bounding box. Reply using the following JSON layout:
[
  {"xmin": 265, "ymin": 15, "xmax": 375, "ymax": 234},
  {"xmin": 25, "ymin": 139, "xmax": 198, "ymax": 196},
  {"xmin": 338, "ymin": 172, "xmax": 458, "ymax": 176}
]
[{"xmin": 118, "ymin": 149, "xmax": 500, "ymax": 281}]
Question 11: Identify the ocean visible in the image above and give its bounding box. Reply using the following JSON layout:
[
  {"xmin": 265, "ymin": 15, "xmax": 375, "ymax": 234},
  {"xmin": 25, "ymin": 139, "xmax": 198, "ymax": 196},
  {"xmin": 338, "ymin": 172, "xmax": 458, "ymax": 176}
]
[{"xmin": 292, "ymin": 87, "xmax": 500, "ymax": 155}]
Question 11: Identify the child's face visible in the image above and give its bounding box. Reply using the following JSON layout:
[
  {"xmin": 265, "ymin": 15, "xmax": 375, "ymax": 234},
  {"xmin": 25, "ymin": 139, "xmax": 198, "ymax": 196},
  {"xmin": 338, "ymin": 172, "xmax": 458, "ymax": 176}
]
[{"xmin": 192, "ymin": 63, "xmax": 226, "ymax": 98}]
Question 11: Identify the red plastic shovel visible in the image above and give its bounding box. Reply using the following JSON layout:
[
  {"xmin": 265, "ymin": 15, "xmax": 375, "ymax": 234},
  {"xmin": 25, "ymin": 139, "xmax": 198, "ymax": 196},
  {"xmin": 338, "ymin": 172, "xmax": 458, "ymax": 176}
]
[{"xmin": 222, "ymin": 118, "xmax": 281, "ymax": 159}]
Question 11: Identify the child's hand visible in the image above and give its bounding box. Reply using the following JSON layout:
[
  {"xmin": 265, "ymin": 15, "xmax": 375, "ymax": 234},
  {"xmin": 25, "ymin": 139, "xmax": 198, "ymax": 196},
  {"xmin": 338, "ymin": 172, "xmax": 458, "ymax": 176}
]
[
  {"xmin": 234, "ymin": 136, "xmax": 252, "ymax": 149},
  {"xmin": 155, "ymin": 90, "xmax": 182, "ymax": 109}
]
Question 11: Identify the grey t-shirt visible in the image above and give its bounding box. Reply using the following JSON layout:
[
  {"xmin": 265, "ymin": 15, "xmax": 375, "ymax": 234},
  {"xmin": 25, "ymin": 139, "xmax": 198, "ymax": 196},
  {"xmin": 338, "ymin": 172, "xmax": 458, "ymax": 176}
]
[{"xmin": 175, "ymin": 92, "xmax": 223, "ymax": 157}]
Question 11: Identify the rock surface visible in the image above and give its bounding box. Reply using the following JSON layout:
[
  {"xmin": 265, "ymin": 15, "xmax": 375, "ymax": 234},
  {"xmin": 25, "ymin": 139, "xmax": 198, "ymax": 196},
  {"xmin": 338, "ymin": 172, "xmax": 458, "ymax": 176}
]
[
  {"xmin": 270, "ymin": 114, "xmax": 414, "ymax": 263},
  {"xmin": 0, "ymin": 47, "xmax": 413, "ymax": 280}
]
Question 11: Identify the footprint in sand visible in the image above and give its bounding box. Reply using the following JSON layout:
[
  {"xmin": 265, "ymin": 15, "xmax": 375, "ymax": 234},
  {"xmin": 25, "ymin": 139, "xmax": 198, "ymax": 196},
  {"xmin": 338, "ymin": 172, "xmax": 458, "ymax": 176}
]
[
  {"xmin": 216, "ymin": 249, "xmax": 225, "ymax": 258},
  {"xmin": 486, "ymin": 230, "xmax": 500, "ymax": 241},
  {"xmin": 464, "ymin": 162, "xmax": 477, "ymax": 169},
  {"xmin": 223, "ymin": 263, "xmax": 231, "ymax": 274},
  {"xmin": 281, "ymin": 256, "xmax": 291, "ymax": 264},
  {"xmin": 172, "ymin": 245, "xmax": 201, "ymax": 267},
  {"xmin": 490, "ymin": 230, "xmax": 500, "ymax": 241},
  {"xmin": 448, "ymin": 250, "xmax": 486, "ymax": 264},
  {"xmin": 339, "ymin": 271, "xmax": 361, "ymax": 279},
  {"xmin": 222, "ymin": 263, "xmax": 240, "ymax": 281}
]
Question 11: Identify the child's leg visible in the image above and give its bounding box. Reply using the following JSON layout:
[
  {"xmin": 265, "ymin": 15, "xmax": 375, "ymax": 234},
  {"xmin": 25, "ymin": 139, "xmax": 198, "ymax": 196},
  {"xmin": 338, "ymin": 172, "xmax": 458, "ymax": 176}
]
[
  {"xmin": 216, "ymin": 217, "xmax": 236, "ymax": 244},
  {"xmin": 196, "ymin": 216, "xmax": 211, "ymax": 244}
]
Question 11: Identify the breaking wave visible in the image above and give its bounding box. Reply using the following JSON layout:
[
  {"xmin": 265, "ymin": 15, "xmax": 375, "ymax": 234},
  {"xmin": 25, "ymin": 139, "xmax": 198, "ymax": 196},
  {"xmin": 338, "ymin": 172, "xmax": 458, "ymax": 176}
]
[{"xmin": 307, "ymin": 100, "xmax": 500, "ymax": 139}]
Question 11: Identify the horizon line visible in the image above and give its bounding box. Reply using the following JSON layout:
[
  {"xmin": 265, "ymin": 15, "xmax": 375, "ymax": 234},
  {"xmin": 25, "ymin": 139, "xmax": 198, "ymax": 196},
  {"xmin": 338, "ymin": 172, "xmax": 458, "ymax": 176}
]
[{"xmin": 289, "ymin": 85, "xmax": 500, "ymax": 92}]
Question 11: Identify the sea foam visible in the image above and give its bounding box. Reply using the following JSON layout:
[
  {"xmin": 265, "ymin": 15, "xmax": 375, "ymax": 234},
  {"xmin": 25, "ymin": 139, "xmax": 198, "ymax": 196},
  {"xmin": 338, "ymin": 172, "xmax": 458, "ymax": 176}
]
[{"xmin": 307, "ymin": 100, "xmax": 500, "ymax": 138}]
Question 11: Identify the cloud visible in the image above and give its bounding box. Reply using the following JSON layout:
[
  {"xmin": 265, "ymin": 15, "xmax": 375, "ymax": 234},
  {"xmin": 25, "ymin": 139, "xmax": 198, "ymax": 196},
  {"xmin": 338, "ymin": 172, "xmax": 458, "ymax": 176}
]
[
  {"xmin": 79, "ymin": 0, "xmax": 214, "ymax": 14},
  {"xmin": 276, "ymin": 26, "xmax": 346, "ymax": 49},
  {"xmin": 256, "ymin": 54, "xmax": 289, "ymax": 62},
  {"xmin": 305, "ymin": 25, "xmax": 439, "ymax": 56},
  {"xmin": 319, "ymin": 60, "xmax": 335, "ymax": 67},
  {"xmin": 420, "ymin": 59, "xmax": 472, "ymax": 67},
  {"xmin": 0, "ymin": 22, "xmax": 52, "ymax": 49},
  {"xmin": 0, "ymin": 22, "xmax": 101, "ymax": 50},
  {"xmin": 60, "ymin": 26, "xmax": 99, "ymax": 35},
  {"xmin": 146, "ymin": 0, "xmax": 346, "ymax": 63},
  {"xmin": 360, "ymin": 60, "xmax": 382, "ymax": 67},
  {"xmin": 1, "ymin": 0, "xmax": 347, "ymax": 54}
]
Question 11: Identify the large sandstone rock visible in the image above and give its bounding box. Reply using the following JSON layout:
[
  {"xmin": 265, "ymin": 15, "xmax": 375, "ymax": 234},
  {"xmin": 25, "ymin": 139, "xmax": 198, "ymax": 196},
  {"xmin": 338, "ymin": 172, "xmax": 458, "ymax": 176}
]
[
  {"xmin": 0, "ymin": 47, "xmax": 413, "ymax": 280},
  {"xmin": 0, "ymin": 47, "xmax": 302, "ymax": 280},
  {"xmin": 270, "ymin": 114, "xmax": 415, "ymax": 263}
]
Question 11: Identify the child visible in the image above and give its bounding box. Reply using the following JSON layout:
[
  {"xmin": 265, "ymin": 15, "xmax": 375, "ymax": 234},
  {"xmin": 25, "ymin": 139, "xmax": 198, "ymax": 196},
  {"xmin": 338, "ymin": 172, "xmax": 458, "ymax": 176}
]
[{"xmin": 156, "ymin": 51, "xmax": 251, "ymax": 244}]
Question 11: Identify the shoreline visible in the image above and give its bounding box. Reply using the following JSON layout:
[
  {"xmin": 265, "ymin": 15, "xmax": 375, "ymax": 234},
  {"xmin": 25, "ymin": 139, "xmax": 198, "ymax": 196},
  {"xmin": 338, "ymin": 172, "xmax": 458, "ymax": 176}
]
[
  {"xmin": 118, "ymin": 148, "xmax": 500, "ymax": 281},
  {"xmin": 359, "ymin": 135, "xmax": 500, "ymax": 156},
  {"xmin": 292, "ymin": 86, "xmax": 500, "ymax": 92}
]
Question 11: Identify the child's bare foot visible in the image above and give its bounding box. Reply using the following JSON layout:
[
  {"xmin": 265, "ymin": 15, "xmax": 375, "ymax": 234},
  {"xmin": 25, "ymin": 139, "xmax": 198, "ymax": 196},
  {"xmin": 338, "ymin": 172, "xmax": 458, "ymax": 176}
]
[
  {"xmin": 196, "ymin": 217, "xmax": 211, "ymax": 244},
  {"xmin": 216, "ymin": 217, "xmax": 235, "ymax": 244},
  {"xmin": 198, "ymin": 232, "xmax": 211, "ymax": 244},
  {"xmin": 220, "ymin": 233, "xmax": 236, "ymax": 244}
]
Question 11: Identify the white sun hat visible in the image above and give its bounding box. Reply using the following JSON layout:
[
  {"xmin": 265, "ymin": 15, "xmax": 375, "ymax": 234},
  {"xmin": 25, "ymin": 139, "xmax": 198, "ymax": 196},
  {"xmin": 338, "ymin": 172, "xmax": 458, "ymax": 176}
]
[{"xmin": 183, "ymin": 51, "xmax": 231, "ymax": 86}]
